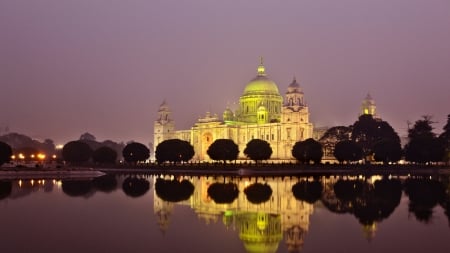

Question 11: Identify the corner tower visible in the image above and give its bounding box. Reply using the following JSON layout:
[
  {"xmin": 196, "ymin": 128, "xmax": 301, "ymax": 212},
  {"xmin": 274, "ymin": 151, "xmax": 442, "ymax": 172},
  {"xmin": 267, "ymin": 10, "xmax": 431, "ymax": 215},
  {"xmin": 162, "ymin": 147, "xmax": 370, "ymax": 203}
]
[
  {"xmin": 237, "ymin": 58, "xmax": 283, "ymax": 123},
  {"xmin": 361, "ymin": 93, "xmax": 376, "ymax": 116},
  {"xmin": 154, "ymin": 100, "xmax": 175, "ymax": 152}
]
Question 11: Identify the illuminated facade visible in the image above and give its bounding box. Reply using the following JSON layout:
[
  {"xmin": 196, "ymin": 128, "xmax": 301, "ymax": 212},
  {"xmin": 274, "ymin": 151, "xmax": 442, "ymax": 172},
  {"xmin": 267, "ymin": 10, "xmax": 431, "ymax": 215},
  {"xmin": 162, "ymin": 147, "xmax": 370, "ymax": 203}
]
[{"xmin": 154, "ymin": 59, "xmax": 313, "ymax": 161}]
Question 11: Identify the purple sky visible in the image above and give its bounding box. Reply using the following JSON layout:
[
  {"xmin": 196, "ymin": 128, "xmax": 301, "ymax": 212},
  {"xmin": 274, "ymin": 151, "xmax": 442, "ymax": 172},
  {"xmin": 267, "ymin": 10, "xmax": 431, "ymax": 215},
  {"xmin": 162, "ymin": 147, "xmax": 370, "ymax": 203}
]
[{"xmin": 1, "ymin": 0, "xmax": 449, "ymax": 146}]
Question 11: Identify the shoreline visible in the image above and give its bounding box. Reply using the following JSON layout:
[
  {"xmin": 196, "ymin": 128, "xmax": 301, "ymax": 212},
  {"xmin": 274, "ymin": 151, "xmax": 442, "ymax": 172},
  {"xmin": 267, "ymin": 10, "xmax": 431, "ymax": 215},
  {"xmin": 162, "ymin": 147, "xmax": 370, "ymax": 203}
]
[{"xmin": 2, "ymin": 164, "xmax": 450, "ymax": 179}]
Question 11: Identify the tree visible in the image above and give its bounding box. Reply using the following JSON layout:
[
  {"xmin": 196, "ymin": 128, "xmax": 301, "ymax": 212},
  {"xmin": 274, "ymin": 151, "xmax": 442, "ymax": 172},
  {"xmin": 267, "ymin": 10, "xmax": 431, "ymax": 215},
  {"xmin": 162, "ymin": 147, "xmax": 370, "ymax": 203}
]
[
  {"xmin": 92, "ymin": 146, "xmax": 117, "ymax": 164},
  {"xmin": 292, "ymin": 138, "xmax": 323, "ymax": 164},
  {"xmin": 373, "ymin": 139, "xmax": 402, "ymax": 164},
  {"xmin": 292, "ymin": 180, "xmax": 323, "ymax": 204},
  {"xmin": 351, "ymin": 114, "xmax": 401, "ymax": 162},
  {"xmin": 404, "ymin": 116, "xmax": 445, "ymax": 164},
  {"xmin": 61, "ymin": 180, "xmax": 93, "ymax": 197},
  {"xmin": 439, "ymin": 114, "xmax": 450, "ymax": 164},
  {"xmin": 155, "ymin": 139, "xmax": 194, "ymax": 164},
  {"xmin": 122, "ymin": 177, "xmax": 150, "ymax": 197},
  {"xmin": 155, "ymin": 178, "xmax": 195, "ymax": 202},
  {"xmin": 243, "ymin": 139, "xmax": 272, "ymax": 163},
  {"xmin": 334, "ymin": 140, "xmax": 363, "ymax": 163},
  {"xmin": 62, "ymin": 141, "xmax": 93, "ymax": 164},
  {"xmin": 207, "ymin": 182, "xmax": 239, "ymax": 204},
  {"xmin": 207, "ymin": 139, "xmax": 239, "ymax": 163},
  {"xmin": 319, "ymin": 126, "xmax": 352, "ymax": 157},
  {"xmin": 0, "ymin": 141, "xmax": 12, "ymax": 166},
  {"xmin": 122, "ymin": 142, "xmax": 150, "ymax": 164},
  {"xmin": 244, "ymin": 183, "xmax": 273, "ymax": 204}
]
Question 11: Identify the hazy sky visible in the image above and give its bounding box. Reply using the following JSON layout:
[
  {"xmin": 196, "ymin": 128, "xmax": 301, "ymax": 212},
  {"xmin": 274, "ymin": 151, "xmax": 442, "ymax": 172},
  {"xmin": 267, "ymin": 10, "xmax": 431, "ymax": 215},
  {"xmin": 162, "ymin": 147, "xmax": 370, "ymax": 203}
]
[{"xmin": 1, "ymin": 0, "xmax": 449, "ymax": 146}]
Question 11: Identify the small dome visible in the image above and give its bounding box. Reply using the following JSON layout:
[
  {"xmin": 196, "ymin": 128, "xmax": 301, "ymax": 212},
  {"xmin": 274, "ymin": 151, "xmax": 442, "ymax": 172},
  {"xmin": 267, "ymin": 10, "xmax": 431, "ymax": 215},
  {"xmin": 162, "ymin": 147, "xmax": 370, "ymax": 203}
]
[
  {"xmin": 363, "ymin": 93, "xmax": 375, "ymax": 104},
  {"xmin": 223, "ymin": 107, "xmax": 234, "ymax": 121},
  {"xmin": 158, "ymin": 100, "xmax": 170, "ymax": 112},
  {"xmin": 287, "ymin": 77, "xmax": 302, "ymax": 94}
]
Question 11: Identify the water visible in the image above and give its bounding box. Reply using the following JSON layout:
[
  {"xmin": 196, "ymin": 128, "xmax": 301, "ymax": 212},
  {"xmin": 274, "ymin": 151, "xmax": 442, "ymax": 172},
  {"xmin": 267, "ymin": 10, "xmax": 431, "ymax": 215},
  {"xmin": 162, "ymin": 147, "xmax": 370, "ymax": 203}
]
[{"xmin": 0, "ymin": 174, "xmax": 449, "ymax": 253}]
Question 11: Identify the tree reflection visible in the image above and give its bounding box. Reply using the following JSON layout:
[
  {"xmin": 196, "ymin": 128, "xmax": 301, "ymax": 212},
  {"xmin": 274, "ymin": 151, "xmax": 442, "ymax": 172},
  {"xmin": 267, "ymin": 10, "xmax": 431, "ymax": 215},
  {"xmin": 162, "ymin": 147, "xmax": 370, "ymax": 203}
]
[
  {"xmin": 333, "ymin": 180, "xmax": 364, "ymax": 202},
  {"xmin": 353, "ymin": 179, "xmax": 402, "ymax": 225},
  {"xmin": 122, "ymin": 177, "xmax": 150, "ymax": 198},
  {"xmin": 404, "ymin": 178, "xmax": 446, "ymax": 223},
  {"xmin": 93, "ymin": 174, "xmax": 118, "ymax": 193},
  {"xmin": 244, "ymin": 183, "xmax": 272, "ymax": 204},
  {"xmin": 0, "ymin": 181, "xmax": 12, "ymax": 200},
  {"xmin": 61, "ymin": 180, "xmax": 94, "ymax": 197},
  {"xmin": 323, "ymin": 178, "xmax": 402, "ymax": 227},
  {"xmin": 155, "ymin": 178, "xmax": 194, "ymax": 202},
  {"xmin": 292, "ymin": 180, "xmax": 323, "ymax": 204},
  {"xmin": 207, "ymin": 182, "xmax": 239, "ymax": 204}
]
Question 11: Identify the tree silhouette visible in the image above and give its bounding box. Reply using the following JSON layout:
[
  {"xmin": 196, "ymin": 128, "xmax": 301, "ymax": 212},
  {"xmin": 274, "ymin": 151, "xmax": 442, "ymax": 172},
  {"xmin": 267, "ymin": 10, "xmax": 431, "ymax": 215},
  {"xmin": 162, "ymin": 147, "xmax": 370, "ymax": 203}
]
[
  {"xmin": 62, "ymin": 141, "xmax": 93, "ymax": 164},
  {"xmin": 292, "ymin": 180, "xmax": 323, "ymax": 204},
  {"xmin": 122, "ymin": 142, "xmax": 150, "ymax": 164},
  {"xmin": 155, "ymin": 178, "xmax": 194, "ymax": 202},
  {"xmin": 373, "ymin": 139, "xmax": 402, "ymax": 164},
  {"xmin": 0, "ymin": 141, "xmax": 12, "ymax": 166},
  {"xmin": 404, "ymin": 178, "xmax": 446, "ymax": 223},
  {"xmin": 333, "ymin": 179, "xmax": 364, "ymax": 202},
  {"xmin": 243, "ymin": 139, "xmax": 272, "ymax": 163},
  {"xmin": 0, "ymin": 181, "xmax": 12, "ymax": 200},
  {"xmin": 292, "ymin": 138, "xmax": 323, "ymax": 164},
  {"xmin": 92, "ymin": 174, "xmax": 118, "ymax": 193},
  {"xmin": 352, "ymin": 179, "xmax": 402, "ymax": 225},
  {"xmin": 244, "ymin": 183, "xmax": 272, "ymax": 204},
  {"xmin": 155, "ymin": 139, "xmax": 194, "ymax": 164},
  {"xmin": 122, "ymin": 177, "xmax": 150, "ymax": 197},
  {"xmin": 333, "ymin": 140, "xmax": 363, "ymax": 163},
  {"xmin": 207, "ymin": 182, "xmax": 239, "ymax": 204},
  {"xmin": 207, "ymin": 139, "xmax": 239, "ymax": 163},
  {"xmin": 439, "ymin": 114, "xmax": 450, "ymax": 164},
  {"xmin": 319, "ymin": 126, "xmax": 352, "ymax": 157},
  {"xmin": 92, "ymin": 146, "xmax": 117, "ymax": 164},
  {"xmin": 61, "ymin": 180, "xmax": 94, "ymax": 197},
  {"xmin": 351, "ymin": 115, "xmax": 400, "ymax": 162},
  {"xmin": 405, "ymin": 116, "xmax": 445, "ymax": 163}
]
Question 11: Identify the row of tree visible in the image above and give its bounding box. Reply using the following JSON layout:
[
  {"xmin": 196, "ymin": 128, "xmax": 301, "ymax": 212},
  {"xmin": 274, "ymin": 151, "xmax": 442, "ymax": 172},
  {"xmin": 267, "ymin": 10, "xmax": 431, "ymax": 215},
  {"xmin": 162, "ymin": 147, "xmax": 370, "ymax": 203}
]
[
  {"xmin": 319, "ymin": 114, "xmax": 450, "ymax": 164},
  {"xmin": 1, "ymin": 114, "xmax": 449, "ymax": 166}
]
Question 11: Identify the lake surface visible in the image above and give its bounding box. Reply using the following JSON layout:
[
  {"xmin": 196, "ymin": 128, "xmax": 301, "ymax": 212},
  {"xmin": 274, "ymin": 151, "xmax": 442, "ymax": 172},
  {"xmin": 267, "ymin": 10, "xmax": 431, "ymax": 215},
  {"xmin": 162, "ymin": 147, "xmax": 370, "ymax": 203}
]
[{"xmin": 0, "ymin": 173, "xmax": 449, "ymax": 253}]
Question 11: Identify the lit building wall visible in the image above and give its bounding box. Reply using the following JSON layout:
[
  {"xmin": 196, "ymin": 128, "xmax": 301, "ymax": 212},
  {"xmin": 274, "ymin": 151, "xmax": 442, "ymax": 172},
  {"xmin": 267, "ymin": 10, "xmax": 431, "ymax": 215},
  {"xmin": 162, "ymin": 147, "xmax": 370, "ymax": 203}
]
[{"xmin": 153, "ymin": 60, "xmax": 314, "ymax": 161}]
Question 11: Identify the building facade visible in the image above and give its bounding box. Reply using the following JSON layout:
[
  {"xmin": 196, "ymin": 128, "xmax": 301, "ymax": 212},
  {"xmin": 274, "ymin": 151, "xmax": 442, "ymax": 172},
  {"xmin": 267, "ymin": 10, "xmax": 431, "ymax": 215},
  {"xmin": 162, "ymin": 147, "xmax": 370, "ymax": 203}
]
[{"xmin": 154, "ymin": 59, "xmax": 314, "ymax": 161}]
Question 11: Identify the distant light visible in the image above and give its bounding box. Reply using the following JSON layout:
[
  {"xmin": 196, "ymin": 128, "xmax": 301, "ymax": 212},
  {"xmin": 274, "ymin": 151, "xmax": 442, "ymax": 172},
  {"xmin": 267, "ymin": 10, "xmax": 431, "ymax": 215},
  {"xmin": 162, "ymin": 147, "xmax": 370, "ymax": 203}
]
[
  {"xmin": 37, "ymin": 154, "xmax": 46, "ymax": 160},
  {"xmin": 18, "ymin": 153, "xmax": 25, "ymax": 159},
  {"xmin": 56, "ymin": 144, "xmax": 64, "ymax": 150}
]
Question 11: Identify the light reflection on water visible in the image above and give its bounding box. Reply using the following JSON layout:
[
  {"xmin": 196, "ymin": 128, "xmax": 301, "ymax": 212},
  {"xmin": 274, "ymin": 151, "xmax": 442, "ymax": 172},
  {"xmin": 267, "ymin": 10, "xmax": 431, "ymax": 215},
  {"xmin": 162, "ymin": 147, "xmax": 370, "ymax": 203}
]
[{"xmin": 0, "ymin": 174, "xmax": 449, "ymax": 253}]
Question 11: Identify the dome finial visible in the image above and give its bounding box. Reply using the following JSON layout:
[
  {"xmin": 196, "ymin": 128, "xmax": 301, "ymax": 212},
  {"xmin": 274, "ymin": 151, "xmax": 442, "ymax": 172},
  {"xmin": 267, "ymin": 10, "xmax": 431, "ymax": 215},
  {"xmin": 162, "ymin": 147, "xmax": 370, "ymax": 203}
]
[{"xmin": 257, "ymin": 56, "xmax": 266, "ymax": 76}]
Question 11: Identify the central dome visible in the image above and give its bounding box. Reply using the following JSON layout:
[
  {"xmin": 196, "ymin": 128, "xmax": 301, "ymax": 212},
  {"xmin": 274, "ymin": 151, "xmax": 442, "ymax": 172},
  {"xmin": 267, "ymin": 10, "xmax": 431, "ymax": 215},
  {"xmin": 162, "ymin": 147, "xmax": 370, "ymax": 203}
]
[
  {"xmin": 243, "ymin": 76, "xmax": 280, "ymax": 96},
  {"xmin": 238, "ymin": 59, "xmax": 283, "ymax": 123},
  {"xmin": 242, "ymin": 60, "xmax": 281, "ymax": 96}
]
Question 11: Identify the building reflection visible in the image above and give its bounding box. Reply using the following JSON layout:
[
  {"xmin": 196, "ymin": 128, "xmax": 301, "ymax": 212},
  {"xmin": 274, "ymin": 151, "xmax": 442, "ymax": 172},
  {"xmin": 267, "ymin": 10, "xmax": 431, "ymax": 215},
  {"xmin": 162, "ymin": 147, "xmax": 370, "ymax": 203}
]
[
  {"xmin": 153, "ymin": 176, "xmax": 314, "ymax": 253},
  {"xmin": 152, "ymin": 174, "xmax": 450, "ymax": 252}
]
